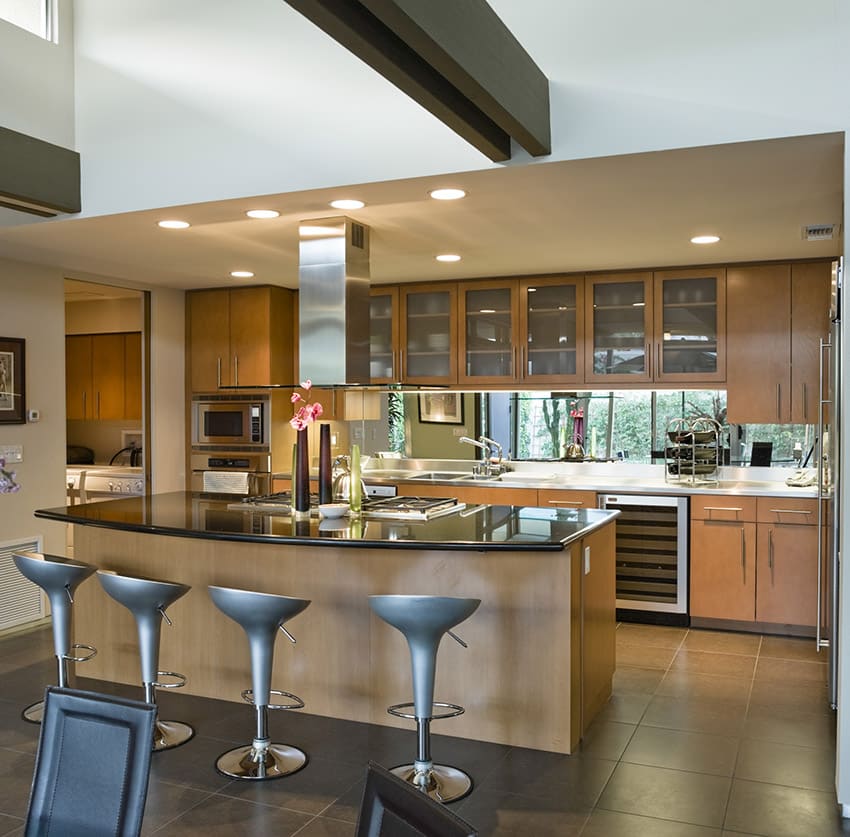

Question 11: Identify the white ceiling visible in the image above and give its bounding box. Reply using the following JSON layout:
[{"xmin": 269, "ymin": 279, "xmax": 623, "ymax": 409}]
[{"xmin": 2, "ymin": 132, "xmax": 844, "ymax": 294}]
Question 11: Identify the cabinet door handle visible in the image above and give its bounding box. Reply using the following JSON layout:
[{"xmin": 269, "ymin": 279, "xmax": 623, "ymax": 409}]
[
  {"xmin": 777, "ymin": 383, "xmax": 782, "ymax": 420},
  {"xmin": 519, "ymin": 345, "xmax": 525, "ymax": 380},
  {"xmin": 803, "ymin": 383, "xmax": 808, "ymax": 421},
  {"xmin": 234, "ymin": 355, "xmax": 239, "ymax": 386},
  {"xmin": 741, "ymin": 526, "xmax": 746, "ymax": 573},
  {"xmin": 547, "ymin": 500, "xmax": 584, "ymax": 506},
  {"xmin": 645, "ymin": 342, "xmax": 651, "ymax": 377},
  {"xmin": 767, "ymin": 508, "xmax": 811, "ymax": 515},
  {"xmin": 399, "ymin": 348, "xmax": 405, "ymax": 379},
  {"xmin": 703, "ymin": 506, "xmax": 743, "ymax": 512},
  {"xmin": 96, "ymin": 392, "xmax": 101, "ymax": 419},
  {"xmin": 82, "ymin": 391, "xmax": 87, "ymax": 417},
  {"xmin": 216, "ymin": 357, "xmax": 222, "ymax": 389},
  {"xmin": 512, "ymin": 345, "xmax": 517, "ymax": 378},
  {"xmin": 768, "ymin": 528, "xmax": 774, "ymax": 570},
  {"xmin": 656, "ymin": 343, "xmax": 661, "ymax": 379}
]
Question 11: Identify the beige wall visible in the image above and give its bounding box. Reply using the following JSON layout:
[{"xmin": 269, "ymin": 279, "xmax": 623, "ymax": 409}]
[{"xmin": 0, "ymin": 259, "xmax": 68, "ymax": 555}]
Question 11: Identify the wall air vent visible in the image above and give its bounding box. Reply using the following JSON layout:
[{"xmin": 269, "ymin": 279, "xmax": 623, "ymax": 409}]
[
  {"xmin": 351, "ymin": 222, "xmax": 365, "ymax": 249},
  {"xmin": 803, "ymin": 223, "xmax": 839, "ymax": 241}
]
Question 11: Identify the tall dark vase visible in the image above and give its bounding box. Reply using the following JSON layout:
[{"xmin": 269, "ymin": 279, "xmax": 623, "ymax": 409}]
[
  {"xmin": 318, "ymin": 424, "xmax": 332, "ymax": 504},
  {"xmin": 294, "ymin": 428, "xmax": 310, "ymax": 514}
]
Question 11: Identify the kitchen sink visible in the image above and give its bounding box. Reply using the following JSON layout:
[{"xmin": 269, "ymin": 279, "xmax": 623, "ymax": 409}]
[
  {"xmin": 456, "ymin": 474, "xmax": 502, "ymax": 481},
  {"xmin": 407, "ymin": 471, "xmax": 469, "ymax": 481}
]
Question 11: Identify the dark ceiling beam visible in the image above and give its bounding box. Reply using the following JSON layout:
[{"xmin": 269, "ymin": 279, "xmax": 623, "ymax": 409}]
[
  {"xmin": 0, "ymin": 126, "xmax": 81, "ymax": 217},
  {"xmin": 284, "ymin": 0, "xmax": 550, "ymax": 162}
]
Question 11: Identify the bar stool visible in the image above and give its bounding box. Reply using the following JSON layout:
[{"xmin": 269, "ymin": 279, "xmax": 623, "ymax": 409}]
[
  {"xmin": 369, "ymin": 594, "xmax": 481, "ymax": 803},
  {"xmin": 208, "ymin": 585, "xmax": 311, "ymax": 780},
  {"xmin": 97, "ymin": 570, "xmax": 194, "ymax": 751},
  {"xmin": 12, "ymin": 551, "xmax": 98, "ymax": 724}
]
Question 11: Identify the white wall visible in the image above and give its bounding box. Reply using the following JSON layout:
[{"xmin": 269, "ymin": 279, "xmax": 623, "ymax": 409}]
[
  {"xmin": 148, "ymin": 286, "xmax": 185, "ymax": 492},
  {"xmin": 0, "ymin": 0, "xmax": 75, "ymax": 146},
  {"xmin": 70, "ymin": 0, "xmax": 850, "ymax": 219},
  {"xmin": 0, "ymin": 260, "xmax": 69, "ymax": 556}
]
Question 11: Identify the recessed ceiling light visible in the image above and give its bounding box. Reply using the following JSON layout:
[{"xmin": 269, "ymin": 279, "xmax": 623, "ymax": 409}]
[
  {"xmin": 429, "ymin": 188, "xmax": 466, "ymax": 201},
  {"xmin": 246, "ymin": 209, "xmax": 280, "ymax": 219},
  {"xmin": 329, "ymin": 199, "xmax": 365, "ymax": 210},
  {"xmin": 230, "ymin": 270, "xmax": 254, "ymax": 279},
  {"xmin": 157, "ymin": 219, "xmax": 190, "ymax": 229},
  {"xmin": 690, "ymin": 234, "xmax": 720, "ymax": 244},
  {"xmin": 436, "ymin": 254, "xmax": 461, "ymax": 262}
]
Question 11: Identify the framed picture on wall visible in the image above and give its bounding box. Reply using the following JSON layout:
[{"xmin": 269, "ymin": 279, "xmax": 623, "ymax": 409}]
[
  {"xmin": 418, "ymin": 392, "xmax": 464, "ymax": 425},
  {"xmin": 0, "ymin": 337, "xmax": 25, "ymax": 424}
]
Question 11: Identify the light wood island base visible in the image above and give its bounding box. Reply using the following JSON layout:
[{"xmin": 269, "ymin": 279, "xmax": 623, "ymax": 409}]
[{"xmin": 70, "ymin": 521, "xmax": 614, "ymax": 754}]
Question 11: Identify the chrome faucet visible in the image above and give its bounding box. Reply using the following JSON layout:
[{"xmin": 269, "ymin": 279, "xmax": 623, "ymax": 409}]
[{"xmin": 459, "ymin": 435, "xmax": 505, "ymax": 476}]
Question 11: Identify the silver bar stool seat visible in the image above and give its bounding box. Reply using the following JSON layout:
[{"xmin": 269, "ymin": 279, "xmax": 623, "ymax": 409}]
[
  {"xmin": 208, "ymin": 585, "xmax": 311, "ymax": 781},
  {"xmin": 97, "ymin": 570, "xmax": 194, "ymax": 751},
  {"xmin": 369, "ymin": 594, "xmax": 481, "ymax": 803},
  {"xmin": 12, "ymin": 551, "xmax": 98, "ymax": 724}
]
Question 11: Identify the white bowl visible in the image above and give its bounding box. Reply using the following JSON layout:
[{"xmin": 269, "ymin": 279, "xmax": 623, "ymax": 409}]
[{"xmin": 319, "ymin": 503, "xmax": 349, "ymax": 519}]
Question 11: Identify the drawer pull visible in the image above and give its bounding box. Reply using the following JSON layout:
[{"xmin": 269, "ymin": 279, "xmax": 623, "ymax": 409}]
[
  {"xmin": 703, "ymin": 506, "xmax": 743, "ymax": 512},
  {"xmin": 767, "ymin": 508, "xmax": 811, "ymax": 515},
  {"xmin": 548, "ymin": 500, "xmax": 584, "ymax": 506}
]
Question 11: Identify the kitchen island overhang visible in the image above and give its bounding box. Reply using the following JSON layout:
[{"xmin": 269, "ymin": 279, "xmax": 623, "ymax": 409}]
[{"xmin": 36, "ymin": 493, "xmax": 619, "ymax": 754}]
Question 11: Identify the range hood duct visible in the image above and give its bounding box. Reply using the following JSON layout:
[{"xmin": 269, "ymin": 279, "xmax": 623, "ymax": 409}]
[{"xmin": 298, "ymin": 216, "xmax": 371, "ymax": 386}]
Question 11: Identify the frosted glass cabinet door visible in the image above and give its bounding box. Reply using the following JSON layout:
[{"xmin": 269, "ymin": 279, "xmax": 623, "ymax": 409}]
[
  {"xmin": 520, "ymin": 275, "xmax": 584, "ymax": 384},
  {"xmin": 653, "ymin": 268, "xmax": 726, "ymax": 383},
  {"xmin": 458, "ymin": 280, "xmax": 518, "ymax": 384},
  {"xmin": 400, "ymin": 284, "xmax": 458, "ymax": 384},
  {"xmin": 585, "ymin": 272, "xmax": 653, "ymax": 383},
  {"xmin": 369, "ymin": 287, "xmax": 399, "ymax": 383}
]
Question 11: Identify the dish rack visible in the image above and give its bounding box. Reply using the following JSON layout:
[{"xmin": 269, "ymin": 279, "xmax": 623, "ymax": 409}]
[{"xmin": 665, "ymin": 418, "xmax": 722, "ymax": 485}]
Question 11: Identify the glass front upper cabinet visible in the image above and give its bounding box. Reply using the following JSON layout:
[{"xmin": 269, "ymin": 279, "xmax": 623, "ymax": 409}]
[
  {"xmin": 653, "ymin": 268, "xmax": 726, "ymax": 383},
  {"xmin": 369, "ymin": 287, "xmax": 398, "ymax": 383},
  {"xmin": 400, "ymin": 284, "xmax": 457, "ymax": 384},
  {"xmin": 585, "ymin": 272, "xmax": 653, "ymax": 382},
  {"xmin": 458, "ymin": 280, "xmax": 518, "ymax": 384},
  {"xmin": 519, "ymin": 276, "xmax": 584, "ymax": 384}
]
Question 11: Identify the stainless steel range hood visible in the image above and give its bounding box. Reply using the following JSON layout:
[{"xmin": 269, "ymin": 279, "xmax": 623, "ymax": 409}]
[{"xmin": 298, "ymin": 216, "xmax": 370, "ymax": 386}]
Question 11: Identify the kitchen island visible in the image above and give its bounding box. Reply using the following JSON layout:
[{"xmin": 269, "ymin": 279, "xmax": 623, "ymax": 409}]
[{"xmin": 36, "ymin": 492, "xmax": 618, "ymax": 753}]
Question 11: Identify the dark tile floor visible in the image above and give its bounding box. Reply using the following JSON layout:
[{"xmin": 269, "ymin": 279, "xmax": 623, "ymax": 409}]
[{"xmin": 0, "ymin": 623, "xmax": 847, "ymax": 836}]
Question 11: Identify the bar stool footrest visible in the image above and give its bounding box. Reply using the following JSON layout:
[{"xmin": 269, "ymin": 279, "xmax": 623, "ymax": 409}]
[
  {"xmin": 63, "ymin": 643, "xmax": 97, "ymax": 663},
  {"xmin": 153, "ymin": 670, "xmax": 187, "ymax": 689},
  {"xmin": 241, "ymin": 688, "xmax": 305, "ymax": 710},
  {"xmin": 387, "ymin": 700, "xmax": 464, "ymax": 721}
]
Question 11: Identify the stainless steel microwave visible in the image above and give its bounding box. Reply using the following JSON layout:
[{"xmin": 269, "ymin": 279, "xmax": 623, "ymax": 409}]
[{"xmin": 191, "ymin": 397, "xmax": 269, "ymax": 448}]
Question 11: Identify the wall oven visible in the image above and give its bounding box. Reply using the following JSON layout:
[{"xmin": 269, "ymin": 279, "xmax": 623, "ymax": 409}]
[
  {"xmin": 598, "ymin": 494, "xmax": 689, "ymax": 626},
  {"xmin": 191, "ymin": 395, "xmax": 269, "ymax": 448}
]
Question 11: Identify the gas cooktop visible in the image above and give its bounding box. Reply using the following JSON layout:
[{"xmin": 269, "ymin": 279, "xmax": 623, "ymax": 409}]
[{"xmin": 227, "ymin": 493, "xmax": 464, "ymax": 520}]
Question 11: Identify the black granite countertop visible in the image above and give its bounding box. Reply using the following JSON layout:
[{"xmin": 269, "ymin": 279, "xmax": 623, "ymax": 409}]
[{"xmin": 35, "ymin": 491, "xmax": 618, "ymax": 551}]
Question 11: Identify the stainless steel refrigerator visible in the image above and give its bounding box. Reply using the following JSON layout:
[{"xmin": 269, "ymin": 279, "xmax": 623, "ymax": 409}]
[{"xmin": 819, "ymin": 257, "xmax": 842, "ymax": 708}]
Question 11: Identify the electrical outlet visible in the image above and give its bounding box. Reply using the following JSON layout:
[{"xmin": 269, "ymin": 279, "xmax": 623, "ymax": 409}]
[{"xmin": 0, "ymin": 444, "xmax": 23, "ymax": 462}]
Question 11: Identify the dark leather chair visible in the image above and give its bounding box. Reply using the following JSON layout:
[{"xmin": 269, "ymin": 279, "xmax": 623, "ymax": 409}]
[
  {"xmin": 25, "ymin": 686, "xmax": 156, "ymax": 837},
  {"xmin": 356, "ymin": 762, "xmax": 478, "ymax": 837}
]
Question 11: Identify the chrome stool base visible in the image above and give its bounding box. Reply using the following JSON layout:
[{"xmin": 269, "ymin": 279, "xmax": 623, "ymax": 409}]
[
  {"xmin": 153, "ymin": 719, "xmax": 195, "ymax": 752},
  {"xmin": 215, "ymin": 742, "xmax": 307, "ymax": 780},
  {"xmin": 390, "ymin": 763, "xmax": 473, "ymax": 803},
  {"xmin": 22, "ymin": 701, "xmax": 44, "ymax": 724}
]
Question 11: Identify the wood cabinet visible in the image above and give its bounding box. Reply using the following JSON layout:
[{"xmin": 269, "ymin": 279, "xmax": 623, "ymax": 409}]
[
  {"xmin": 66, "ymin": 332, "xmax": 141, "ymax": 421},
  {"xmin": 458, "ymin": 279, "xmax": 519, "ymax": 384},
  {"xmin": 726, "ymin": 261, "xmax": 830, "ymax": 424},
  {"xmin": 187, "ymin": 286, "xmax": 294, "ymax": 392},
  {"xmin": 400, "ymin": 284, "xmax": 458, "ymax": 385},
  {"xmin": 653, "ymin": 267, "xmax": 726, "ymax": 383},
  {"xmin": 690, "ymin": 495, "xmax": 819, "ymax": 630},
  {"xmin": 755, "ymin": 497, "xmax": 819, "ymax": 627},
  {"xmin": 369, "ymin": 287, "xmax": 399, "ymax": 383},
  {"xmin": 519, "ymin": 275, "xmax": 585, "ymax": 385},
  {"xmin": 585, "ymin": 272, "xmax": 654, "ymax": 383},
  {"xmin": 690, "ymin": 497, "xmax": 757, "ymax": 621},
  {"xmin": 537, "ymin": 489, "xmax": 598, "ymax": 509}
]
